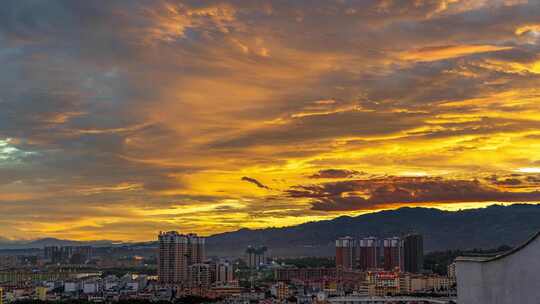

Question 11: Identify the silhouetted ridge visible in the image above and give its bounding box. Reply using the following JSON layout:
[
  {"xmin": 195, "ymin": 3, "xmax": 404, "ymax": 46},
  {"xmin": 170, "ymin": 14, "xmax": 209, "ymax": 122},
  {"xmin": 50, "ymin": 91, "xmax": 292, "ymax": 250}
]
[{"xmin": 206, "ymin": 204, "xmax": 540, "ymax": 256}]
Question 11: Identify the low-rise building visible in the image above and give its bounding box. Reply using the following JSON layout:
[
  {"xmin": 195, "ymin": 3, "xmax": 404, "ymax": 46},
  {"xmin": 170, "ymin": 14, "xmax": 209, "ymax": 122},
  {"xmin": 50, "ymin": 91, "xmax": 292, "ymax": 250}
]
[
  {"xmin": 82, "ymin": 281, "xmax": 100, "ymax": 294},
  {"xmin": 0, "ymin": 257, "xmax": 18, "ymax": 269},
  {"xmin": 271, "ymin": 282, "xmax": 290, "ymax": 300},
  {"xmin": 35, "ymin": 287, "xmax": 47, "ymax": 301},
  {"xmin": 64, "ymin": 281, "xmax": 79, "ymax": 293},
  {"xmin": 447, "ymin": 263, "xmax": 456, "ymax": 280},
  {"xmin": 366, "ymin": 271, "xmax": 400, "ymax": 296},
  {"xmin": 275, "ymin": 267, "xmax": 336, "ymax": 283}
]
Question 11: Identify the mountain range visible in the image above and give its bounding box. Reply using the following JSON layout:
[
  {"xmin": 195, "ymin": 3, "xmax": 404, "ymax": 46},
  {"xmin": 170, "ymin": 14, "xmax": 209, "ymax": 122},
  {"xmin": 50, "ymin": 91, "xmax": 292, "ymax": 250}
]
[
  {"xmin": 2, "ymin": 204, "xmax": 540, "ymax": 256},
  {"xmin": 206, "ymin": 204, "xmax": 540, "ymax": 256}
]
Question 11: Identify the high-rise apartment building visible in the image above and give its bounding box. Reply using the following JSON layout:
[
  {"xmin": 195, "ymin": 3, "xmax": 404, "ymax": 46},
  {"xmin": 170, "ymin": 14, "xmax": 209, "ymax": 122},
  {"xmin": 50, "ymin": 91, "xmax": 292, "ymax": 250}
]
[
  {"xmin": 71, "ymin": 246, "xmax": 93, "ymax": 264},
  {"xmin": 336, "ymin": 236, "xmax": 357, "ymax": 270},
  {"xmin": 189, "ymin": 263, "xmax": 211, "ymax": 288},
  {"xmin": 44, "ymin": 246, "xmax": 72, "ymax": 264},
  {"xmin": 44, "ymin": 246, "xmax": 93, "ymax": 264},
  {"xmin": 402, "ymin": 234, "xmax": 423, "ymax": 273},
  {"xmin": 215, "ymin": 261, "xmax": 235, "ymax": 286},
  {"xmin": 245, "ymin": 246, "xmax": 268, "ymax": 269},
  {"xmin": 358, "ymin": 237, "xmax": 379, "ymax": 271},
  {"xmin": 383, "ymin": 237, "xmax": 402, "ymax": 271},
  {"xmin": 158, "ymin": 231, "xmax": 206, "ymax": 287}
]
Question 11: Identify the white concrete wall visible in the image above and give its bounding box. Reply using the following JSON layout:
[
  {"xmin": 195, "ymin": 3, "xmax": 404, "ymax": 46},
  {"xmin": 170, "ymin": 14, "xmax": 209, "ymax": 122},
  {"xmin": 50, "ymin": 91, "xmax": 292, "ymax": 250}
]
[{"xmin": 456, "ymin": 235, "xmax": 540, "ymax": 304}]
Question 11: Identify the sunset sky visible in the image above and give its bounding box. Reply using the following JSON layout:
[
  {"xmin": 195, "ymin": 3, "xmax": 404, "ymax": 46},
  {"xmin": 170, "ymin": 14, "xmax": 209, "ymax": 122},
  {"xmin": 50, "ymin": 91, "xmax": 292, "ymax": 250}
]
[{"xmin": 2, "ymin": 0, "xmax": 540, "ymax": 241}]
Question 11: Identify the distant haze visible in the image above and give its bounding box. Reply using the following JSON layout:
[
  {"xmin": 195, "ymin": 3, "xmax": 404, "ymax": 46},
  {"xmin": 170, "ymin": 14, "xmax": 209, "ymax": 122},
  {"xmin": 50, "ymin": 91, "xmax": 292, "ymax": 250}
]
[{"xmin": 3, "ymin": 205, "xmax": 539, "ymax": 258}]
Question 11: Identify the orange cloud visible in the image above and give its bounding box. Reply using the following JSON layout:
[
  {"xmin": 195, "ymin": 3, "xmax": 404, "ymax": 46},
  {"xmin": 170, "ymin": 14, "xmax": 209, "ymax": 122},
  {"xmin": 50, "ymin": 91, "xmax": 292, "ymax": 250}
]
[
  {"xmin": 1, "ymin": 0, "xmax": 540, "ymax": 241},
  {"xmin": 400, "ymin": 45, "xmax": 513, "ymax": 62}
]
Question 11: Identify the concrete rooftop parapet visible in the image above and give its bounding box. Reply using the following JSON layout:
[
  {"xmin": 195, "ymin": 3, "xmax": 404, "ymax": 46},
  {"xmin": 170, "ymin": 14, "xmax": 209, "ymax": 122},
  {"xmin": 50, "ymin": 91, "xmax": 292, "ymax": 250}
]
[
  {"xmin": 455, "ymin": 231, "xmax": 540, "ymax": 304},
  {"xmin": 455, "ymin": 231, "xmax": 540, "ymax": 263}
]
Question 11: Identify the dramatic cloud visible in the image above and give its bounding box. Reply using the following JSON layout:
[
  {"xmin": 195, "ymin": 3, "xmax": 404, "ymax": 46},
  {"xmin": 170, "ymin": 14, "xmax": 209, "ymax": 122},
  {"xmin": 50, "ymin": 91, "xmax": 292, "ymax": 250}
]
[
  {"xmin": 241, "ymin": 176, "xmax": 270, "ymax": 190},
  {"xmin": 400, "ymin": 45, "xmax": 514, "ymax": 62},
  {"xmin": 287, "ymin": 176, "xmax": 540, "ymax": 211},
  {"xmin": 309, "ymin": 169, "xmax": 364, "ymax": 179},
  {"xmin": 1, "ymin": 0, "xmax": 540, "ymax": 240}
]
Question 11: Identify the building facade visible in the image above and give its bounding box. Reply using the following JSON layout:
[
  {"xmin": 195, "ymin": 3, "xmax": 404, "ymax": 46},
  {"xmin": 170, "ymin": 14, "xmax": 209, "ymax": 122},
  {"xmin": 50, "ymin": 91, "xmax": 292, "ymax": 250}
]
[
  {"xmin": 358, "ymin": 237, "xmax": 379, "ymax": 271},
  {"xmin": 35, "ymin": 287, "xmax": 47, "ymax": 301},
  {"xmin": 456, "ymin": 232, "xmax": 540, "ymax": 304},
  {"xmin": 215, "ymin": 261, "xmax": 235, "ymax": 286},
  {"xmin": 189, "ymin": 263, "xmax": 211, "ymax": 288},
  {"xmin": 402, "ymin": 234, "xmax": 423, "ymax": 273},
  {"xmin": 158, "ymin": 231, "xmax": 206, "ymax": 287},
  {"xmin": 245, "ymin": 246, "xmax": 268, "ymax": 269},
  {"xmin": 383, "ymin": 237, "xmax": 402, "ymax": 271},
  {"xmin": 274, "ymin": 267, "xmax": 336, "ymax": 282},
  {"xmin": 366, "ymin": 271, "xmax": 401, "ymax": 296},
  {"xmin": 336, "ymin": 237, "xmax": 357, "ymax": 270},
  {"xmin": 271, "ymin": 282, "xmax": 290, "ymax": 300},
  {"xmin": 44, "ymin": 246, "xmax": 93, "ymax": 264}
]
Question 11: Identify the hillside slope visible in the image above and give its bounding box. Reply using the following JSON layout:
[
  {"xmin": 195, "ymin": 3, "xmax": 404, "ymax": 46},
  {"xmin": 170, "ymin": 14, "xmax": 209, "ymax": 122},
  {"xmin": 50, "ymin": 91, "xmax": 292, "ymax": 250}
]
[{"xmin": 207, "ymin": 204, "xmax": 540, "ymax": 256}]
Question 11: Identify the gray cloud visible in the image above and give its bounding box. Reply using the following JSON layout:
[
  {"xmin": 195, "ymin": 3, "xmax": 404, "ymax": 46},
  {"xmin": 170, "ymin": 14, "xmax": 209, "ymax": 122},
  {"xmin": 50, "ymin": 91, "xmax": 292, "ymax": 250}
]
[
  {"xmin": 1, "ymin": 0, "xmax": 540, "ymax": 239},
  {"xmin": 241, "ymin": 176, "xmax": 270, "ymax": 190},
  {"xmin": 309, "ymin": 169, "xmax": 364, "ymax": 179},
  {"xmin": 286, "ymin": 176, "xmax": 540, "ymax": 211}
]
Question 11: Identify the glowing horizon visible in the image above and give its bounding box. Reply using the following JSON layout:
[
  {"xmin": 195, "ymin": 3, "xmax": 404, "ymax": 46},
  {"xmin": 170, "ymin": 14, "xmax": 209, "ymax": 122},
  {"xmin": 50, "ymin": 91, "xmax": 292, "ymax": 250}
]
[{"xmin": 2, "ymin": 202, "xmax": 538, "ymax": 242}]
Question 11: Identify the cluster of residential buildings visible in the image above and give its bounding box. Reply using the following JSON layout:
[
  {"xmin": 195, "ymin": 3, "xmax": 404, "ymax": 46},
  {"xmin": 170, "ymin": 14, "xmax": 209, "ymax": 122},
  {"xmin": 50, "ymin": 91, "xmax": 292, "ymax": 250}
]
[
  {"xmin": 157, "ymin": 231, "xmax": 239, "ymax": 296},
  {"xmin": 271, "ymin": 234, "xmax": 453, "ymax": 299},
  {"xmin": 335, "ymin": 234, "xmax": 423, "ymax": 273},
  {"xmin": 274, "ymin": 266, "xmax": 453, "ymax": 297},
  {"xmin": 0, "ymin": 256, "xmax": 39, "ymax": 270},
  {"xmin": 0, "ymin": 273, "xmax": 171, "ymax": 303},
  {"xmin": 0, "ymin": 246, "xmax": 150, "ymax": 271},
  {"xmin": 155, "ymin": 231, "xmax": 455, "ymax": 302},
  {"xmin": 0, "ymin": 231, "xmax": 458, "ymax": 304},
  {"xmin": 44, "ymin": 246, "xmax": 93, "ymax": 265},
  {"xmin": 245, "ymin": 246, "xmax": 269, "ymax": 270}
]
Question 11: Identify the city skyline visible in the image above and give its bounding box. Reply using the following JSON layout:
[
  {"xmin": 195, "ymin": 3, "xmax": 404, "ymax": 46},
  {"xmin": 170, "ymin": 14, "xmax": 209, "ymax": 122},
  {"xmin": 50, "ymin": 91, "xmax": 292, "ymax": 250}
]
[
  {"xmin": 0, "ymin": 230, "xmax": 459, "ymax": 302},
  {"xmin": 2, "ymin": 0, "xmax": 540, "ymax": 241}
]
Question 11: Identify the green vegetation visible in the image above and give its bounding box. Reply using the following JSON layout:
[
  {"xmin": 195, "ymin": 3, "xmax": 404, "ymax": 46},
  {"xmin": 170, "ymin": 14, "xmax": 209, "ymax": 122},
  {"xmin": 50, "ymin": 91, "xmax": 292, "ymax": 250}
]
[
  {"xmin": 275, "ymin": 257, "xmax": 334, "ymax": 268},
  {"xmin": 236, "ymin": 268, "xmax": 274, "ymax": 288},
  {"xmin": 423, "ymin": 245, "xmax": 513, "ymax": 275},
  {"xmin": 100, "ymin": 267, "xmax": 157, "ymax": 278}
]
